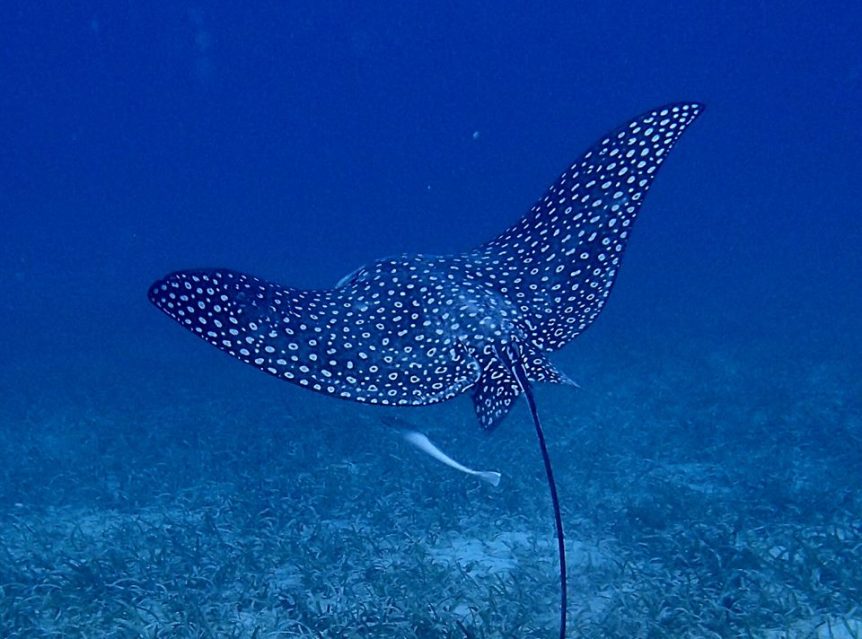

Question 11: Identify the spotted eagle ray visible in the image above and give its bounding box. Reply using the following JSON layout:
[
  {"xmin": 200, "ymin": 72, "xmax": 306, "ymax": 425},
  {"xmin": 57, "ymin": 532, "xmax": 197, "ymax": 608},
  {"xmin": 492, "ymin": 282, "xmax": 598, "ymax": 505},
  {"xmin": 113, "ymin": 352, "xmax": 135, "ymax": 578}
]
[{"xmin": 149, "ymin": 102, "xmax": 703, "ymax": 638}]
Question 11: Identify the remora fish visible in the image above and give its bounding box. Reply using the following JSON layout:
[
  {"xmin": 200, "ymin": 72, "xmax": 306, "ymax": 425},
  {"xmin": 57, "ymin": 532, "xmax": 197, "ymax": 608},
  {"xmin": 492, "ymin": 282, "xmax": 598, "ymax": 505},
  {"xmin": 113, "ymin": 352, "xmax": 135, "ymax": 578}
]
[{"xmin": 402, "ymin": 430, "xmax": 502, "ymax": 486}]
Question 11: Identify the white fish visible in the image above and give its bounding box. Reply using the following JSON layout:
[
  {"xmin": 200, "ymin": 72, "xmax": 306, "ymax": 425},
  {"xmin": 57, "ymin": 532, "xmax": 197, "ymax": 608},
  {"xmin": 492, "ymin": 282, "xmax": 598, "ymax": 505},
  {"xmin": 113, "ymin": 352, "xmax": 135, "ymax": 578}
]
[{"xmin": 402, "ymin": 430, "xmax": 501, "ymax": 487}]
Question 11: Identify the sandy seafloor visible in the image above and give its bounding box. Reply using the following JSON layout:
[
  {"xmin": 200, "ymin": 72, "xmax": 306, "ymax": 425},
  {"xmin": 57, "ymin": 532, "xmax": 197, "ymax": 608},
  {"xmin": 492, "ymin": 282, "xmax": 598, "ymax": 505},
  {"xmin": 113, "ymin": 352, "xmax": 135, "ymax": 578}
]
[{"xmin": 1, "ymin": 310, "xmax": 860, "ymax": 639}]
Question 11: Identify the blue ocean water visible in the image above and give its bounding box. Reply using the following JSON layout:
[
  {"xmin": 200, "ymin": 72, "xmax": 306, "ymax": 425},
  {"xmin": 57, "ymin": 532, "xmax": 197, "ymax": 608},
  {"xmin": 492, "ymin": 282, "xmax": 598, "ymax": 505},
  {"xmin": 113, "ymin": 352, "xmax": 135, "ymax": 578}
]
[{"xmin": 1, "ymin": 2, "xmax": 860, "ymax": 637}]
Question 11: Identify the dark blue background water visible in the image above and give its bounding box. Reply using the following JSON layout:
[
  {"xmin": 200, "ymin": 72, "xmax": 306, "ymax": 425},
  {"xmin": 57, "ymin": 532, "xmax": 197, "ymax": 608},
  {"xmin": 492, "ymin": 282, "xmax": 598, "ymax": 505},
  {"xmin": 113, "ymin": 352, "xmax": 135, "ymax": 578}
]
[{"xmin": 2, "ymin": 1, "xmax": 859, "ymax": 410}]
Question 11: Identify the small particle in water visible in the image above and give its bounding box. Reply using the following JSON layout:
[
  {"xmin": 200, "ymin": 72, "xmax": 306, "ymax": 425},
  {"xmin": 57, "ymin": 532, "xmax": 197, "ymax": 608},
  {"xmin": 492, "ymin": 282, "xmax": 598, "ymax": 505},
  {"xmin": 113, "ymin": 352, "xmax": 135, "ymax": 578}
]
[{"xmin": 472, "ymin": 130, "xmax": 480, "ymax": 140}]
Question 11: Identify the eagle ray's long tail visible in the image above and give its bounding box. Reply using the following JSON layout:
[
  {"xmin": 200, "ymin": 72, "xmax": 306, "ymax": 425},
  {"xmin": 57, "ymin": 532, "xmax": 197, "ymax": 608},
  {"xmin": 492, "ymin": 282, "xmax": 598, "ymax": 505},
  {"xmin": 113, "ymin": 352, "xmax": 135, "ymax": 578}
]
[{"xmin": 511, "ymin": 362, "xmax": 567, "ymax": 639}]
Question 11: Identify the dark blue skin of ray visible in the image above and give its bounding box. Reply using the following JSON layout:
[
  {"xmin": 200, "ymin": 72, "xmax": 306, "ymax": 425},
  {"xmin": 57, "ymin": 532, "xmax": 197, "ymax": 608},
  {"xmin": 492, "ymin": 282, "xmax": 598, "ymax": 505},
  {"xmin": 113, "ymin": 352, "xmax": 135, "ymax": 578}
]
[{"xmin": 149, "ymin": 103, "xmax": 704, "ymax": 639}]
